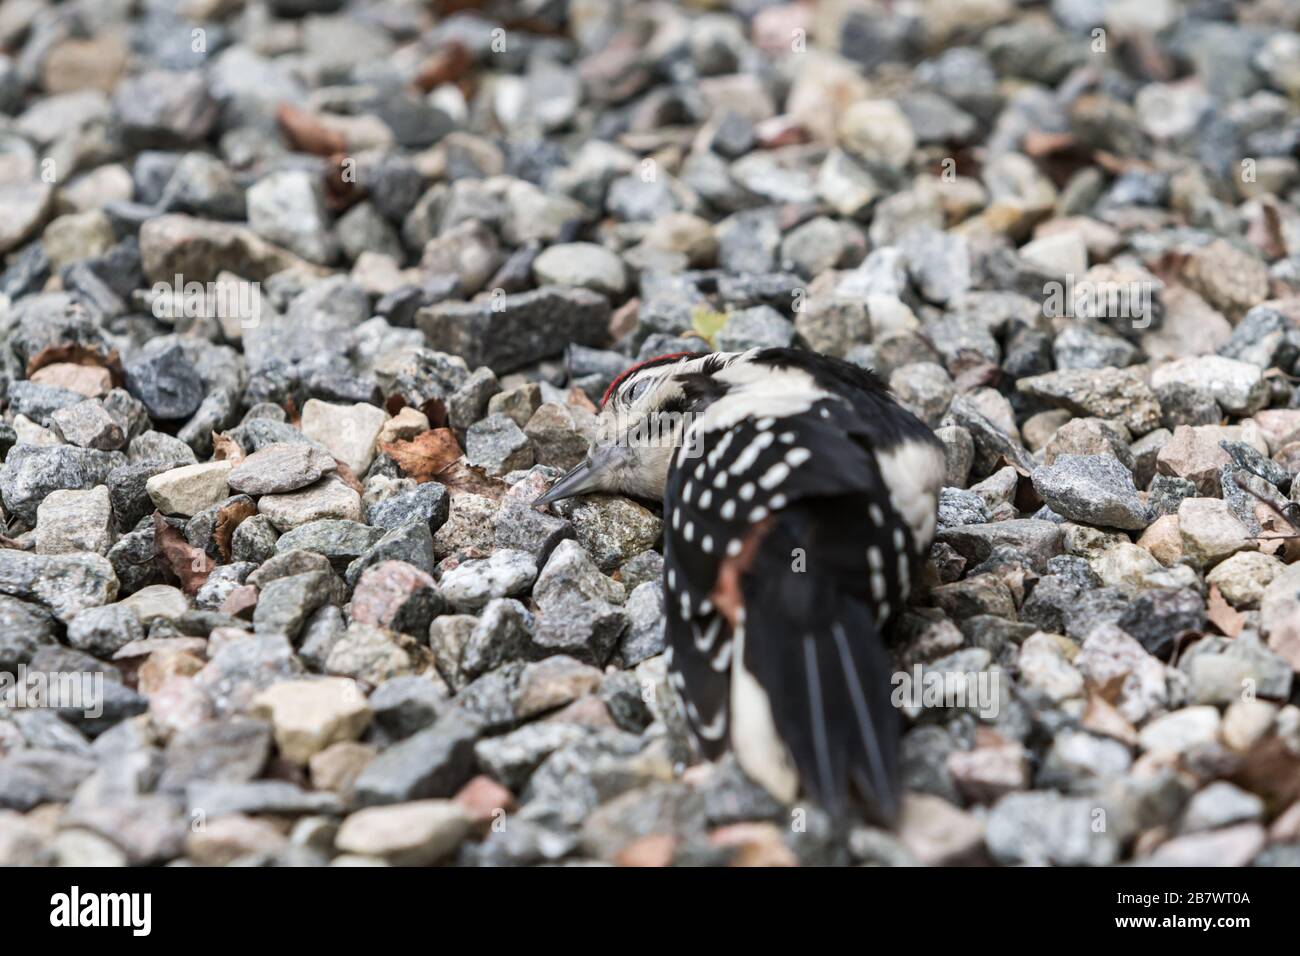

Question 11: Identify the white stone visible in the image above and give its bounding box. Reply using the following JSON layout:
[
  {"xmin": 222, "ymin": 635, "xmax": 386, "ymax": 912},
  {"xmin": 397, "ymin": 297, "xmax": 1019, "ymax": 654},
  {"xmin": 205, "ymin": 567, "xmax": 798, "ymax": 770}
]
[
  {"xmin": 1222, "ymin": 699, "xmax": 1277, "ymax": 751},
  {"xmin": 1150, "ymin": 356, "xmax": 1267, "ymax": 416},
  {"xmin": 119, "ymin": 584, "xmax": 189, "ymax": 624},
  {"xmin": 13, "ymin": 414, "xmax": 60, "ymax": 445},
  {"xmin": 335, "ymin": 801, "xmax": 471, "ymax": 865},
  {"xmin": 1138, "ymin": 706, "xmax": 1221, "ymax": 755},
  {"xmin": 252, "ymin": 677, "xmax": 372, "ymax": 764},
  {"xmin": 1177, "ymin": 498, "xmax": 1256, "ymax": 569},
  {"xmin": 837, "ymin": 99, "xmax": 915, "ymax": 170},
  {"xmin": 439, "ymin": 549, "xmax": 538, "ymax": 611},
  {"xmin": 1017, "ymin": 632, "xmax": 1083, "ymax": 703},
  {"xmin": 1206, "ymin": 551, "xmax": 1283, "ymax": 609},
  {"xmin": 300, "ymin": 399, "xmax": 389, "ymax": 476},
  {"xmin": 145, "ymin": 460, "xmax": 233, "ymax": 516},
  {"xmin": 1019, "ymin": 231, "xmax": 1088, "ymax": 277},
  {"xmin": 35, "ymin": 486, "xmax": 113, "ymax": 555},
  {"xmin": 532, "ymin": 242, "xmax": 626, "ymax": 295},
  {"xmin": 257, "ymin": 474, "xmax": 363, "ymax": 531}
]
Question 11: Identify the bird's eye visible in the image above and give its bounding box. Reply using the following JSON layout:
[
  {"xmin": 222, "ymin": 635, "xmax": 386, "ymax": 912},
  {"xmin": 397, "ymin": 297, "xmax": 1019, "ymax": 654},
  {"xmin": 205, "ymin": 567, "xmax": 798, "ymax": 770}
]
[{"xmin": 623, "ymin": 378, "xmax": 651, "ymax": 403}]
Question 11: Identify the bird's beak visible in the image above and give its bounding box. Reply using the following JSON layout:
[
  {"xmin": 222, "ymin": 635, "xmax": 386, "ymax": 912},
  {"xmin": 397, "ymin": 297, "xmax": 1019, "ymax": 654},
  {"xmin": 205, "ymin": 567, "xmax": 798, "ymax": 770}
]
[{"xmin": 534, "ymin": 446, "xmax": 624, "ymax": 508}]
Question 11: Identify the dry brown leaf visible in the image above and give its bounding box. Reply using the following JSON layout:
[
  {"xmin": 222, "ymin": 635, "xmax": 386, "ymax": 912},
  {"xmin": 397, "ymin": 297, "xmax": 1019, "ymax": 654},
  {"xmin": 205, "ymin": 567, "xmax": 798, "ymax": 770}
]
[
  {"xmin": 214, "ymin": 498, "xmax": 258, "ymax": 562},
  {"xmin": 995, "ymin": 453, "xmax": 1032, "ymax": 480},
  {"xmin": 381, "ymin": 429, "xmax": 463, "ymax": 483},
  {"xmin": 324, "ymin": 151, "xmax": 363, "ymax": 213},
  {"xmin": 1253, "ymin": 505, "xmax": 1300, "ymax": 560},
  {"xmin": 25, "ymin": 343, "xmax": 124, "ymax": 384},
  {"xmin": 1022, "ymin": 129, "xmax": 1077, "ymax": 157},
  {"xmin": 412, "ymin": 40, "xmax": 471, "ymax": 92},
  {"xmin": 420, "ymin": 397, "xmax": 449, "ymax": 429},
  {"xmin": 153, "ymin": 512, "xmax": 215, "ymax": 596},
  {"xmin": 211, "ymin": 432, "xmax": 245, "ymax": 464},
  {"xmin": 952, "ymin": 360, "xmax": 1001, "ymax": 393},
  {"xmin": 1082, "ymin": 686, "xmax": 1138, "ymax": 747},
  {"xmin": 1246, "ymin": 200, "xmax": 1287, "ymax": 261},
  {"xmin": 1206, "ymin": 584, "xmax": 1245, "ymax": 638},
  {"xmin": 276, "ymin": 103, "xmax": 346, "ymax": 155},
  {"xmin": 434, "ymin": 459, "xmax": 508, "ymax": 500},
  {"xmin": 332, "ymin": 460, "xmax": 364, "ymax": 495},
  {"xmin": 1149, "ymin": 248, "xmax": 1192, "ymax": 287},
  {"xmin": 1231, "ymin": 736, "xmax": 1300, "ymax": 814}
]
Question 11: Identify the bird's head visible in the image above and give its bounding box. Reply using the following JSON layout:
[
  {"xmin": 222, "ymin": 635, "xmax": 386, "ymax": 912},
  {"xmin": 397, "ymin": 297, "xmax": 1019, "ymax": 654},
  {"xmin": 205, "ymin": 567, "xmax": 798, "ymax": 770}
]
[{"xmin": 535, "ymin": 351, "xmax": 726, "ymax": 507}]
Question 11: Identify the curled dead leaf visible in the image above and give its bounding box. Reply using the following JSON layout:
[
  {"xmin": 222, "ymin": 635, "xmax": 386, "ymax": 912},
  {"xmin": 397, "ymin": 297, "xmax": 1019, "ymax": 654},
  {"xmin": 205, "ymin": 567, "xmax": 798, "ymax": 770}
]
[
  {"xmin": 420, "ymin": 397, "xmax": 449, "ymax": 429},
  {"xmin": 153, "ymin": 512, "xmax": 215, "ymax": 596},
  {"xmin": 380, "ymin": 429, "xmax": 463, "ymax": 483},
  {"xmin": 1082, "ymin": 684, "xmax": 1138, "ymax": 747},
  {"xmin": 25, "ymin": 343, "xmax": 125, "ymax": 384},
  {"xmin": 332, "ymin": 460, "xmax": 364, "ymax": 494},
  {"xmin": 214, "ymin": 498, "xmax": 258, "ymax": 562},
  {"xmin": 434, "ymin": 459, "xmax": 508, "ymax": 500},
  {"xmin": 211, "ymin": 431, "xmax": 245, "ymax": 464},
  {"xmin": 324, "ymin": 151, "xmax": 363, "ymax": 213},
  {"xmin": 1206, "ymin": 584, "xmax": 1245, "ymax": 638},
  {"xmin": 412, "ymin": 40, "xmax": 471, "ymax": 92},
  {"xmin": 1231, "ymin": 736, "xmax": 1300, "ymax": 814},
  {"xmin": 276, "ymin": 103, "xmax": 346, "ymax": 156}
]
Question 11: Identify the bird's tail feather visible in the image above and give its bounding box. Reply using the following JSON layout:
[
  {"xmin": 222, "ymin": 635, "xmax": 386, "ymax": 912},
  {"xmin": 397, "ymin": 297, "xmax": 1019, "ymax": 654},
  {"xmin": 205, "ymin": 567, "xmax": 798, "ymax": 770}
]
[{"xmin": 737, "ymin": 515, "xmax": 902, "ymax": 823}]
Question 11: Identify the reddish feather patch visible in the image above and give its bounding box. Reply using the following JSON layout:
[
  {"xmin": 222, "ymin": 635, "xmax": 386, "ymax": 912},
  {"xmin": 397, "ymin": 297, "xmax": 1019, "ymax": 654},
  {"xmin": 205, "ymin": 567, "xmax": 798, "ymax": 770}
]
[{"xmin": 599, "ymin": 352, "xmax": 702, "ymax": 409}]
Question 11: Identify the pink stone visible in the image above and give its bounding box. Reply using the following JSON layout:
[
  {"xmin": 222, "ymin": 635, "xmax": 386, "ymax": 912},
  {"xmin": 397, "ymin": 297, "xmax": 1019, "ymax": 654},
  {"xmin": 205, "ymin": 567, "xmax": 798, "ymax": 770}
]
[{"xmin": 350, "ymin": 560, "xmax": 439, "ymax": 632}]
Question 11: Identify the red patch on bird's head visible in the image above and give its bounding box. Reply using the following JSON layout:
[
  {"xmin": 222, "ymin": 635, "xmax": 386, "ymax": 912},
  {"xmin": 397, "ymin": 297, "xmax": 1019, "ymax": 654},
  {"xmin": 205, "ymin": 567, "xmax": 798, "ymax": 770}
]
[{"xmin": 599, "ymin": 352, "xmax": 703, "ymax": 409}]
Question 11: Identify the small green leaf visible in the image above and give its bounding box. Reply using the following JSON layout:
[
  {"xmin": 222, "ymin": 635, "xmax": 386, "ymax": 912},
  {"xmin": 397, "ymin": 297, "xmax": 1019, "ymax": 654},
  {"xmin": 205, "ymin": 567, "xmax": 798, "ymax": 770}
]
[{"xmin": 691, "ymin": 306, "xmax": 727, "ymax": 347}]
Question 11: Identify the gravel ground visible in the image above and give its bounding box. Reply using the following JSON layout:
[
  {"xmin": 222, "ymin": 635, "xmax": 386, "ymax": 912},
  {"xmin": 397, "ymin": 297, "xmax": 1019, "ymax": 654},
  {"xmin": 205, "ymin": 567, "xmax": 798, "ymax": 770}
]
[{"xmin": 1, "ymin": 0, "xmax": 1300, "ymax": 867}]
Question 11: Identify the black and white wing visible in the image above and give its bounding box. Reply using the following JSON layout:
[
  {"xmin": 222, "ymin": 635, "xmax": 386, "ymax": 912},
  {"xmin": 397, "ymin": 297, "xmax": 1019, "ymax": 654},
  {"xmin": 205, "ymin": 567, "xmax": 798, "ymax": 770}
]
[{"xmin": 663, "ymin": 396, "xmax": 921, "ymax": 820}]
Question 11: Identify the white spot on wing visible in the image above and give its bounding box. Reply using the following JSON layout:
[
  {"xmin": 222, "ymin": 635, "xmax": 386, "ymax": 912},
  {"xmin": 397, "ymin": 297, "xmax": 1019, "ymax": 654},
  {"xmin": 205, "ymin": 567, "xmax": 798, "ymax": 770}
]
[
  {"xmin": 730, "ymin": 438, "xmax": 766, "ymax": 476},
  {"xmin": 758, "ymin": 461, "xmax": 790, "ymax": 490}
]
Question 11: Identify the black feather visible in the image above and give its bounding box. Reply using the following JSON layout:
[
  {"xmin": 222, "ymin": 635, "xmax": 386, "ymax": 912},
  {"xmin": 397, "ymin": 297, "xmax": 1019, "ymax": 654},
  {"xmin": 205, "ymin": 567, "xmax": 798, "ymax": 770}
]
[
  {"xmin": 663, "ymin": 390, "xmax": 916, "ymax": 820},
  {"xmin": 737, "ymin": 496, "xmax": 903, "ymax": 822}
]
